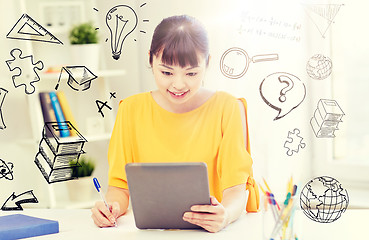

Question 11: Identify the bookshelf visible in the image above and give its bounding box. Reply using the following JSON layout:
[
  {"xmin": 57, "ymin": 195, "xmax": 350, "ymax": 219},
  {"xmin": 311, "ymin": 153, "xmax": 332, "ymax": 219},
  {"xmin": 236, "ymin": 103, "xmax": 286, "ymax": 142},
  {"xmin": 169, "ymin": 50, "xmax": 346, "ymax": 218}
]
[
  {"xmin": 26, "ymin": 70, "xmax": 125, "ymax": 209},
  {"xmin": 16, "ymin": 0, "xmax": 127, "ymax": 209}
]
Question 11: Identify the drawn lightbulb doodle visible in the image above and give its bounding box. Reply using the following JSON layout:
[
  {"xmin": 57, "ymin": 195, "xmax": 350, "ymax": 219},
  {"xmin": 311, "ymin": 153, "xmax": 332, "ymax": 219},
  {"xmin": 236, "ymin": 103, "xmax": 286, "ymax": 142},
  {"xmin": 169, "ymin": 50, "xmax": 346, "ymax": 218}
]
[{"xmin": 106, "ymin": 5, "xmax": 138, "ymax": 60}]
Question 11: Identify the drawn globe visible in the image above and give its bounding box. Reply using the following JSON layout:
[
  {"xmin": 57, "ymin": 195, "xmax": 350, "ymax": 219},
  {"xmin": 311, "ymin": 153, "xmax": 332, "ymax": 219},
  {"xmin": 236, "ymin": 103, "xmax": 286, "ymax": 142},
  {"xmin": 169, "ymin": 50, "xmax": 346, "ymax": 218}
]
[
  {"xmin": 300, "ymin": 176, "xmax": 349, "ymax": 223},
  {"xmin": 306, "ymin": 54, "xmax": 332, "ymax": 80}
]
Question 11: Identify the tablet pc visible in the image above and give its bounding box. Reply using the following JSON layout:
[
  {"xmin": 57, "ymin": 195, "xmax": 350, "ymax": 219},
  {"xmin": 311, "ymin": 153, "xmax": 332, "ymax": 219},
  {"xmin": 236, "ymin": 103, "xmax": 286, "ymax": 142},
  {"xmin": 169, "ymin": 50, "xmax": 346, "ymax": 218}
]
[{"xmin": 125, "ymin": 162, "xmax": 211, "ymax": 229}]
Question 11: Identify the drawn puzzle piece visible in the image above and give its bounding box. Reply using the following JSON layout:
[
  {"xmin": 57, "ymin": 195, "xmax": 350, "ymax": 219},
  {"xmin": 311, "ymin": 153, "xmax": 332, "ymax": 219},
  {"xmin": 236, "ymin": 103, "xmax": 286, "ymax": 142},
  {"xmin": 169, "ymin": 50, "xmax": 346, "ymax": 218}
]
[
  {"xmin": 284, "ymin": 128, "xmax": 306, "ymax": 156},
  {"xmin": 5, "ymin": 48, "xmax": 44, "ymax": 95}
]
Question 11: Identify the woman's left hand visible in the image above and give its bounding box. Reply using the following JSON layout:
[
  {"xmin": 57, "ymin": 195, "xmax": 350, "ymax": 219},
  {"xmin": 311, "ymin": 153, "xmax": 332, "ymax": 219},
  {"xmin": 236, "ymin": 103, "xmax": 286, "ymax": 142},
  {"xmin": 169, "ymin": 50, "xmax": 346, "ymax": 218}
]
[{"xmin": 183, "ymin": 196, "xmax": 229, "ymax": 233}]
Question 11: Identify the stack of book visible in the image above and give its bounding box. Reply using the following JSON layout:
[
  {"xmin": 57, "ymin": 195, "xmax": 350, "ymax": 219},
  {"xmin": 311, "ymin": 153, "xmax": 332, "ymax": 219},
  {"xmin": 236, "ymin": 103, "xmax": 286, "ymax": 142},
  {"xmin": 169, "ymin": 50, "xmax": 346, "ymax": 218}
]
[
  {"xmin": 39, "ymin": 91, "xmax": 78, "ymax": 138},
  {"xmin": 310, "ymin": 99, "xmax": 345, "ymax": 138},
  {"xmin": 34, "ymin": 121, "xmax": 87, "ymax": 184}
]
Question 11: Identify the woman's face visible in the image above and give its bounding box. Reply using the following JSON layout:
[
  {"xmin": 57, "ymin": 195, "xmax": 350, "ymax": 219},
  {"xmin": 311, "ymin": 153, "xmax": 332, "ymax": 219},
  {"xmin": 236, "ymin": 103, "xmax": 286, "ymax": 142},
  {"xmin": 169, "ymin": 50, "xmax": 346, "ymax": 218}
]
[{"xmin": 151, "ymin": 51, "xmax": 207, "ymax": 106}]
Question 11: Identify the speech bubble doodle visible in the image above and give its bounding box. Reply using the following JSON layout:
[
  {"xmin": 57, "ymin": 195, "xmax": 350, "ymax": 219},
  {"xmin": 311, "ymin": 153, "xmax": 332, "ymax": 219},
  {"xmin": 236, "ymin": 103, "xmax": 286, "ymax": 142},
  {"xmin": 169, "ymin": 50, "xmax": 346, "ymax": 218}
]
[{"xmin": 260, "ymin": 72, "xmax": 306, "ymax": 120}]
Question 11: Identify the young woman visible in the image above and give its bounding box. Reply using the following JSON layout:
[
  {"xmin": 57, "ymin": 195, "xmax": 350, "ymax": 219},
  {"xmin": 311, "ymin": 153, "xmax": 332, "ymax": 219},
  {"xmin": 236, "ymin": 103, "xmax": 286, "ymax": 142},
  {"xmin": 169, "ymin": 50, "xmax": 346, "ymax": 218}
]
[{"xmin": 91, "ymin": 15, "xmax": 259, "ymax": 233}]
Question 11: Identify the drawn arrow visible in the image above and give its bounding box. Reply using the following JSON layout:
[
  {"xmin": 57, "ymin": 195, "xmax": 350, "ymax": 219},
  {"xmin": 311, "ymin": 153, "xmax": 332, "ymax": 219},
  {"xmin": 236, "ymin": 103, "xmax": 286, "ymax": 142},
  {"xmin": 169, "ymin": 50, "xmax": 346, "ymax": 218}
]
[{"xmin": 1, "ymin": 190, "xmax": 38, "ymax": 211}]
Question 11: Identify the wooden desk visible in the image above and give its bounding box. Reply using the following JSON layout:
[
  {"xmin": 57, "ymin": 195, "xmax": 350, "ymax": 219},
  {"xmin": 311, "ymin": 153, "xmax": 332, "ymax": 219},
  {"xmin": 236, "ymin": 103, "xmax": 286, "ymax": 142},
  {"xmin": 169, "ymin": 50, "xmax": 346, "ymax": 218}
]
[{"xmin": 1, "ymin": 209, "xmax": 365, "ymax": 239}]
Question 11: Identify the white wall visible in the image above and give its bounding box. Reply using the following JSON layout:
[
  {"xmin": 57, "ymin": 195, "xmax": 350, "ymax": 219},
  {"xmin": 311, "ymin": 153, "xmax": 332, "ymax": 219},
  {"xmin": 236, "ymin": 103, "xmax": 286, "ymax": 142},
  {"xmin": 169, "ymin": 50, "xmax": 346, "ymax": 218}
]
[
  {"xmin": 1, "ymin": 0, "xmax": 366, "ymax": 208},
  {"xmin": 138, "ymin": 0, "xmax": 316, "ymax": 195}
]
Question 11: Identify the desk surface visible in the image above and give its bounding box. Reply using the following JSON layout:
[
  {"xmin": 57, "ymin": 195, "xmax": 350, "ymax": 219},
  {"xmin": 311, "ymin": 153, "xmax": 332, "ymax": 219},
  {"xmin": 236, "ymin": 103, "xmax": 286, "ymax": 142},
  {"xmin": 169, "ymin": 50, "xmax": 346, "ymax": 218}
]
[{"xmin": 1, "ymin": 209, "xmax": 366, "ymax": 239}]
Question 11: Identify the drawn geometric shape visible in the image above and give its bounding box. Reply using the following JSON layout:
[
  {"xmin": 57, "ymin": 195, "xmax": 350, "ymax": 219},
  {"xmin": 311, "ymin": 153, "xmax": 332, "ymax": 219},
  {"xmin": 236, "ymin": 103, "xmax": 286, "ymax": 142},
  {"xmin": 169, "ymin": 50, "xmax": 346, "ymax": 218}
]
[
  {"xmin": 300, "ymin": 176, "xmax": 349, "ymax": 223},
  {"xmin": 0, "ymin": 88, "xmax": 8, "ymax": 129},
  {"xmin": 303, "ymin": 4, "xmax": 343, "ymax": 38},
  {"xmin": 5, "ymin": 48, "xmax": 44, "ymax": 95},
  {"xmin": 306, "ymin": 54, "xmax": 332, "ymax": 80},
  {"xmin": 7, "ymin": 14, "xmax": 63, "ymax": 44},
  {"xmin": 55, "ymin": 66, "xmax": 98, "ymax": 91}
]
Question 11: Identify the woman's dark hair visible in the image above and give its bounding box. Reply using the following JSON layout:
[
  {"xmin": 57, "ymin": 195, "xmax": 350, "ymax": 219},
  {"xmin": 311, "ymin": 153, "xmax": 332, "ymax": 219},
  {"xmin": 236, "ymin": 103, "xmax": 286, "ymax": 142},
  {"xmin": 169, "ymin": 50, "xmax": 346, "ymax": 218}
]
[{"xmin": 149, "ymin": 15, "xmax": 209, "ymax": 68}]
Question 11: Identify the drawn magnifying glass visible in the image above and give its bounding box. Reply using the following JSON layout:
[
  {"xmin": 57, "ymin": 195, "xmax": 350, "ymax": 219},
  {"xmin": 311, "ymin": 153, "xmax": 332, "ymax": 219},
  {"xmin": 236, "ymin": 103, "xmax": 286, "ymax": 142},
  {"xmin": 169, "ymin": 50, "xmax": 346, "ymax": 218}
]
[{"xmin": 220, "ymin": 47, "xmax": 278, "ymax": 79}]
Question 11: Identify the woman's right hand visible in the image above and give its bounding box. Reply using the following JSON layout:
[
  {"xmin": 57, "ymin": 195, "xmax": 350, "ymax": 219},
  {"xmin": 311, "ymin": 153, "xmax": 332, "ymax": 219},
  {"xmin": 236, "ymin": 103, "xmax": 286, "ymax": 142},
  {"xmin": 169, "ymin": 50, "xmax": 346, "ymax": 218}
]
[{"xmin": 91, "ymin": 201, "xmax": 120, "ymax": 227}]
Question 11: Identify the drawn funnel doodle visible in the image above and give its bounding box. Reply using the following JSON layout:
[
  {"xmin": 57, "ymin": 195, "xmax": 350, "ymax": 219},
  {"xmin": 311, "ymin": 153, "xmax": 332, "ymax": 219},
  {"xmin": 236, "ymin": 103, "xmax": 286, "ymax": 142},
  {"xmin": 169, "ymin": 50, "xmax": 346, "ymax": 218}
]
[
  {"xmin": 106, "ymin": 5, "xmax": 138, "ymax": 60},
  {"xmin": 260, "ymin": 72, "xmax": 306, "ymax": 120},
  {"xmin": 0, "ymin": 159, "xmax": 14, "ymax": 180},
  {"xmin": 1, "ymin": 190, "xmax": 38, "ymax": 211},
  {"xmin": 0, "ymin": 88, "xmax": 8, "ymax": 129},
  {"xmin": 310, "ymin": 99, "xmax": 344, "ymax": 138},
  {"xmin": 5, "ymin": 48, "xmax": 44, "ymax": 95},
  {"xmin": 220, "ymin": 47, "xmax": 278, "ymax": 79},
  {"xmin": 34, "ymin": 121, "xmax": 87, "ymax": 184},
  {"xmin": 7, "ymin": 13, "xmax": 63, "ymax": 44},
  {"xmin": 55, "ymin": 66, "xmax": 98, "ymax": 91},
  {"xmin": 303, "ymin": 4, "xmax": 343, "ymax": 38}
]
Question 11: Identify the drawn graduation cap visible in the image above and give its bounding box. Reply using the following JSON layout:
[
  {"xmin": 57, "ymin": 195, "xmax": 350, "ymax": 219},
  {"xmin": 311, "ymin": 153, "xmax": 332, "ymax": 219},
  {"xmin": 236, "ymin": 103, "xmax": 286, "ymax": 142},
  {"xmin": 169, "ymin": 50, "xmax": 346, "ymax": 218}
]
[{"xmin": 55, "ymin": 66, "xmax": 97, "ymax": 91}]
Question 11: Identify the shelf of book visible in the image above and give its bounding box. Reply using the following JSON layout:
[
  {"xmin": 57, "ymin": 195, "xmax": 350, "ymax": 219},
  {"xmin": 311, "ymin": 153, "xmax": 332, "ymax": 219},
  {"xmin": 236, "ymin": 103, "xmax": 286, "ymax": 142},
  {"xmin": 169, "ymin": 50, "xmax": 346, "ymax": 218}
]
[{"xmin": 13, "ymin": 0, "xmax": 128, "ymax": 210}]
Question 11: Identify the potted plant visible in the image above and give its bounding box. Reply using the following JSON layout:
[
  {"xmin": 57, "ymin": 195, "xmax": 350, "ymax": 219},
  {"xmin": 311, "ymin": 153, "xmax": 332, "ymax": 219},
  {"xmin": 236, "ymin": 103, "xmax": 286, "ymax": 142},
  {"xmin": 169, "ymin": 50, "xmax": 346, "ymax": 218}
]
[
  {"xmin": 67, "ymin": 155, "xmax": 96, "ymax": 202},
  {"xmin": 69, "ymin": 22, "xmax": 100, "ymax": 69}
]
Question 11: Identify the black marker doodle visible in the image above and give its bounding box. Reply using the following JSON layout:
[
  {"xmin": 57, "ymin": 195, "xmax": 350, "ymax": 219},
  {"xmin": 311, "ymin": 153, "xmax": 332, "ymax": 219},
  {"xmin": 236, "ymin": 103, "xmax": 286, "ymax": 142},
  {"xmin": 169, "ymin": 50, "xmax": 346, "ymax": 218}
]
[
  {"xmin": 0, "ymin": 88, "xmax": 8, "ymax": 129},
  {"xmin": 303, "ymin": 3, "xmax": 344, "ymax": 38},
  {"xmin": 106, "ymin": 5, "xmax": 138, "ymax": 60},
  {"xmin": 55, "ymin": 66, "xmax": 97, "ymax": 91},
  {"xmin": 220, "ymin": 47, "xmax": 278, "ymax": 79},
  {"xmin": 260, "ymin": 72, "xmax": 306, "ymax": 120},
  {"xmin": 34, "ymin": 121, "xmax": 87, "ymax": 184},
  {"xmin": 283, "ymin": 128, "xmax": 306, "ymax": 156},
  {"xmin": 1, "ymin": 190, "xmax": 38, "ymax": 211},
  {"xmin": 99, "ymin": 3, "xmax": 149, "ymax": 60},
  {"xmin": 96, "ymin": 100, "xmax": 112, "ymax": 118},
  {"xmin": 6, "ymin": 14, "xmax": 63, "ymax": 44},
  {"xmin": 300, "ymin": 176, "xmax": 349, "ymax": 223},
  {"xmin": 109, "ymin": 92, "xmax": 116, "ymax": 99},
  {"xmin": 5, "ymin": 48, "xmax": 44, "ymax": 95},
  {"xmin": 306, "ymin": 54, "xmax": 332, "ymax": 80},
  {"xmin": 0, "ymin": 159, "xmax": 14, "ymax": 180},
  {"xmin": 310, "ymin": 99, "xmax": 344, "ymax": 138}
]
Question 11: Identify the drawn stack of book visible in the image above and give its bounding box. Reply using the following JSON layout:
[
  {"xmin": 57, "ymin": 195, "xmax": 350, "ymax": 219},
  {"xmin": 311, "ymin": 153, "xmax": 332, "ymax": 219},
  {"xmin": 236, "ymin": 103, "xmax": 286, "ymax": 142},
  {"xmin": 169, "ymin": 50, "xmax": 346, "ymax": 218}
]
[
  {"xmin": 34, "ymin": 121, "xmax": 87, "ymax": 183},
  {"xmin": 310, "ymin": 99, "xmax": 344, "ymax": 138}
]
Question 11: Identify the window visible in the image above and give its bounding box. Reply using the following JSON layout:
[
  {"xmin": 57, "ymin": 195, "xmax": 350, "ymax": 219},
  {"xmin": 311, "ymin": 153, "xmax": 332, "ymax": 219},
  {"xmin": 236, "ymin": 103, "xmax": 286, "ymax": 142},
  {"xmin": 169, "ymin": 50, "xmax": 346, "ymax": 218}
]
[{"xmin": 313, "ymin": 2, "xmax": 369, "ymax": 186}]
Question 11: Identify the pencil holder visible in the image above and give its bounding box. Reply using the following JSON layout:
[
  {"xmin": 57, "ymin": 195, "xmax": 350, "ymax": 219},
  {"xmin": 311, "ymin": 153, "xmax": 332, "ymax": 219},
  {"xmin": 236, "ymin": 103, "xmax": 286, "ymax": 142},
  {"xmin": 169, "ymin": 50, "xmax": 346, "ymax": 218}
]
[{"xmin": 262, "ymin": 194, "xmax": 297, "ymax": 240}]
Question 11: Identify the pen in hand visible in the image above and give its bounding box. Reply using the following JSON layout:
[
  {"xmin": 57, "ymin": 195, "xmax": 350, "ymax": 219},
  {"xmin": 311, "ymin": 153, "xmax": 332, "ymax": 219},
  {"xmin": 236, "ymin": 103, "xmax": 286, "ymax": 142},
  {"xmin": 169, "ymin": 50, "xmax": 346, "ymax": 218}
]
[{"xmin": 93, "ymin": 177, "xmax": 117, "ymax": 227}]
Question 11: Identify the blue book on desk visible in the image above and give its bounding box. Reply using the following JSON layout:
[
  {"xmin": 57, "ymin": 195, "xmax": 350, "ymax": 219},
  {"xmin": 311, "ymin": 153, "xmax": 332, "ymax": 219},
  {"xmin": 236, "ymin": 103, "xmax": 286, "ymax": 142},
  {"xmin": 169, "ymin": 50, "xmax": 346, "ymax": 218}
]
[
  {"xmin": 0, "ymin": 214, "xmax": 59, "ymax": 240},
  {"xmin": 49, "ymin": 91, "xmax": 70, "ymax": 137}
]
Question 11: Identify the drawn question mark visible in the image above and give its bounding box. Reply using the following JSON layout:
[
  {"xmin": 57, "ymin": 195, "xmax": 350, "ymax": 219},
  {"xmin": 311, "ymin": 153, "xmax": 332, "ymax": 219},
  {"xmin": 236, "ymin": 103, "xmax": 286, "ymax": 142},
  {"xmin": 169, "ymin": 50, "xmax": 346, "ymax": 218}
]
[{"xmin": 278, "ymin": 75, "xmax": 294, "ymax": 102}]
